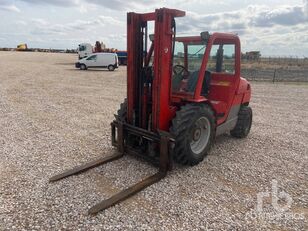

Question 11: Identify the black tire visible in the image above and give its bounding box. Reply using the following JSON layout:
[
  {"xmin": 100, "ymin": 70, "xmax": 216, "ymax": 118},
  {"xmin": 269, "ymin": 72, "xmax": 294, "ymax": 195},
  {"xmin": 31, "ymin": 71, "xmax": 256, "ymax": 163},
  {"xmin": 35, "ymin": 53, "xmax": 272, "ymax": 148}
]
[
  {"xmin": 230, "ymin": 106, "xmax": 252, "ymax": 138},
  {"xmin": 170, "ymin": 104, "xmax": 215, "ymax": 166},
  {"xmin": 116, "ymin": 98, "xmax": 138, "ymax": 148},
  {"xmin": 80, "ymin": 64, "xmax": 87, "ymax": 70},
  {"xmin": 116, "ymin": 98, "xmax": 127, "ymax": 121},
  {"xmin": 108, "ymin": 65, "xmax": 115, "ymax": 71}
]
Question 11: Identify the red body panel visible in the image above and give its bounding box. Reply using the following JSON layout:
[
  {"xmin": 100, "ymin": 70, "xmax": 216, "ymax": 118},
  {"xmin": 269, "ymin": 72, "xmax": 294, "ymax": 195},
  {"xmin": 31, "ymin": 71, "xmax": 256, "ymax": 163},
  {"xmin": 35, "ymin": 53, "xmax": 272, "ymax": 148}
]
[
  {"xmin": 152, "ymin": 10, "xmax": 177, "ymax": 130},
  {"xmin": 126, "ymin": 8, "xmax": 251, "ymax": 134},
  {"xmin": 172, "ymin": 33, "xmax": 251, "ymax": 126}
]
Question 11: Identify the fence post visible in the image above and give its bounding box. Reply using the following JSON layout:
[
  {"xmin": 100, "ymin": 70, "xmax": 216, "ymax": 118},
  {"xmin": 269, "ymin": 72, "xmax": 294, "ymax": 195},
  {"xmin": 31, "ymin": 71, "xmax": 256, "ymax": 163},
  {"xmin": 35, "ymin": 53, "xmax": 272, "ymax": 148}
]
[{"xmin": 272, "ymin": 69, "xmax": 277, "ymax": 83}]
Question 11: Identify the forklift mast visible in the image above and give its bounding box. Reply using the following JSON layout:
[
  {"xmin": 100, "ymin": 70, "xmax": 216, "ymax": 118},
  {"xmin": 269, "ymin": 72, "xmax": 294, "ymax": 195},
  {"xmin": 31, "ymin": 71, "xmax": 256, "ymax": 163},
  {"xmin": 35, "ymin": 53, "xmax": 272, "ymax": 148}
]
[{"xmin": 127, "ymin": 8, "xmax": 185, "ymax": 132}]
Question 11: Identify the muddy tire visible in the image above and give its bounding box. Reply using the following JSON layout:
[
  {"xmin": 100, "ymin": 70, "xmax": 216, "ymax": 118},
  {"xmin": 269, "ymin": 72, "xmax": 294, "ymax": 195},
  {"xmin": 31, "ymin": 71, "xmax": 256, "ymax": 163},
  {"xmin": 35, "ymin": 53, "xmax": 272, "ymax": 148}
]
[
  {"xmin": 170, "ymin": 104, "xmax": 215, "ymax": 166},
  {"xmin": 230, "ymin": 106, "xmax": 252, "ymax": 138}
]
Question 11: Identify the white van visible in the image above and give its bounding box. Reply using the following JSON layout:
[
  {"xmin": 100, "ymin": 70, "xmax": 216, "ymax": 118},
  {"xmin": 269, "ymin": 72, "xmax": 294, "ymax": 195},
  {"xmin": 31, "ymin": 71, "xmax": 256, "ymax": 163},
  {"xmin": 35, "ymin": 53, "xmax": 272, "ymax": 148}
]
[{"xmin": 75, "ymin": 53, "xmax": 119, "ymax": 71}]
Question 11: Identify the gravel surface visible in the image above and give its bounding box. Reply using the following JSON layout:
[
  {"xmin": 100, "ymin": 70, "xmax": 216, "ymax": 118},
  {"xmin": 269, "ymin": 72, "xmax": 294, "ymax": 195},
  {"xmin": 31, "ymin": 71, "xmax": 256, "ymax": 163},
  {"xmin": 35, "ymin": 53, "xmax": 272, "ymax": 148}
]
[{"xmin": 0, "ymin": 51, "xmax": 307, "ymax": 230}]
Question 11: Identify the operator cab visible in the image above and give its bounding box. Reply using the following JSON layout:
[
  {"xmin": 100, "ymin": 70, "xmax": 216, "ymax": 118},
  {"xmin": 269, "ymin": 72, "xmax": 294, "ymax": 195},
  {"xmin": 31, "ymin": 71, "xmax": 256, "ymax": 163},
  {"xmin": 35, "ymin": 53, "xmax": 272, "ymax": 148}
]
[
  {"xmin": 172, "ymin": 35, "xmax": 237, "ymax": 98},
  {"xmin": 172, "ymin": 39, "xmax": 209, "ymax": 95}
]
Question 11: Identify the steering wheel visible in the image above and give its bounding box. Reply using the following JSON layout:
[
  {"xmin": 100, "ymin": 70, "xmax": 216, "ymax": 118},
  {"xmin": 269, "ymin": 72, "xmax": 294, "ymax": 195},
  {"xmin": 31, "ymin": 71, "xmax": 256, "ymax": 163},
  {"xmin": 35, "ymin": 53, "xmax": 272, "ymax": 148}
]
[
  {"xmin": 172, "ymin": 65, "xmax": 189, "ymax": 92},
  {"xmin": 173, "ymin": 65, "xmax": 189, "ymax": 76}
]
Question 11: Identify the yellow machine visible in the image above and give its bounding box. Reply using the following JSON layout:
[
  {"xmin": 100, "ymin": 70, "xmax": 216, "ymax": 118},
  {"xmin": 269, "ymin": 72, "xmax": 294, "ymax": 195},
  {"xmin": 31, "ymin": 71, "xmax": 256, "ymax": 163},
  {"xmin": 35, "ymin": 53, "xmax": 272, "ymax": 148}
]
[{"xmin": 16, "ymin": 44, "xmax": 28, "ymax": 51}]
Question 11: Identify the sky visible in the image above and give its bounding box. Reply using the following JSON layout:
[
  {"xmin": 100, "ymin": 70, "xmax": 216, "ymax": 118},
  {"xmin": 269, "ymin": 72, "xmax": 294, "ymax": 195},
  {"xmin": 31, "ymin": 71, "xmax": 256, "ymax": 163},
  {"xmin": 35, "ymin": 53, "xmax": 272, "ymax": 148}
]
[{"xmin": 0, "ymin": 0, "xmax": 307, "ymax": 56}]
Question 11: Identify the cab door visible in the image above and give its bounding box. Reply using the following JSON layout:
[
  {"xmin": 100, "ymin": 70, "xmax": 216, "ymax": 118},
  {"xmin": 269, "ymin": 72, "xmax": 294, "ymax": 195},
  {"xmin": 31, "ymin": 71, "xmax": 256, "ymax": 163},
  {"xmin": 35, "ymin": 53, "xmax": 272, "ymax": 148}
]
[
  {"xmin": 85, "ymin": 55, "xmax": 98, "ymax": 67},
  {"xmin": 206, "ymin": 40, "xmax": 241, "ymax": 125}
]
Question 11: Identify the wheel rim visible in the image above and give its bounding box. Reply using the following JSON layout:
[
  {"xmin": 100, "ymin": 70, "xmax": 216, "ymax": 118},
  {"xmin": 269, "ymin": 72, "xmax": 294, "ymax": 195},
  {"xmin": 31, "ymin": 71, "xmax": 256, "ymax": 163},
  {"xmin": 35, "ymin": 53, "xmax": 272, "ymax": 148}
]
[{"xmin": 190, "ymin": 117, "xmax": 211, "ymax": 155}]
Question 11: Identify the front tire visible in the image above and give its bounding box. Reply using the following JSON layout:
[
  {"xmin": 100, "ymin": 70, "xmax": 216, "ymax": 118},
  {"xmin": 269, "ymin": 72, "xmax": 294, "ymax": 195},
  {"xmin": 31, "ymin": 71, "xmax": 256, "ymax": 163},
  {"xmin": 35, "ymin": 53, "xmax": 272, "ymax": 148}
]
[
  {"xmin": 230, "ymin": 106, "xmax": 252, "ymax": 138},
  {"xmin": 80, "ymin": 64, "xmax": 87, "ymax": 70},
  {"xmin": 170, "ymin": 104, "xmax": 215, "ymax": 166},
  {"xmin": 108, "ymin": 65, "xmax": 115, "ymax": 71}
]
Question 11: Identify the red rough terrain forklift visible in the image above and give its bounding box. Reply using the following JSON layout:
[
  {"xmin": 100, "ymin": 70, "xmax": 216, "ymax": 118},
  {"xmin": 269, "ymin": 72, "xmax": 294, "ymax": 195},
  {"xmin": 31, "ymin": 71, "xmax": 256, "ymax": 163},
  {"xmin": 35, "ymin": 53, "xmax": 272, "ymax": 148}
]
[{"xmin": 50, "ymin": 8, "xmax": 252, "ymax": 214}]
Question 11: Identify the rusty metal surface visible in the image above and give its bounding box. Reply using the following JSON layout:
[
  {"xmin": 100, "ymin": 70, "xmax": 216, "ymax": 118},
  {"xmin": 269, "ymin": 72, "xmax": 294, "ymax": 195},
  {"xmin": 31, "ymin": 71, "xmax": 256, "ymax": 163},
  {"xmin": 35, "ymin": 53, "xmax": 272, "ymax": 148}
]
[
  {"xmin": 88, "ymin": 130, "xmax": 171, "ymax": 214},
  {"xmin": 117, "ymin": 121, "xmax": 124, "ymax": 153},
  {"xmin": 88, "ymin": 172, "xmax": 166, "ymax": 214},
  {"xmin": 49, "ymin": 154, "xmax": 123, "ymax": 182},
  {"xmin": 112, "ymin": 120, "xmax": 161, "ymax": 142},
  {"xmin": 49, "ymin": 121, "xmax": 172, "ymax": 214},
  {"xmin": 159, "ymin": 132, "xmax": 170, "ymax": 172}
]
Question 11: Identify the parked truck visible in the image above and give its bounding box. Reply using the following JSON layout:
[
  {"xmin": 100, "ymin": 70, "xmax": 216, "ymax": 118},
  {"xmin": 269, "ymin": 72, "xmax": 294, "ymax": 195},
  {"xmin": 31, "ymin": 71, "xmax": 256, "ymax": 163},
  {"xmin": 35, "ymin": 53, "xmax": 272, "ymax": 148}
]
[
  {"xmin": 77, "ymin": 43, "xmax": 93, "ymax": 59},
  {"xmin": 116, "ymin": 51, "xmax": 127, "ymax": 65}
]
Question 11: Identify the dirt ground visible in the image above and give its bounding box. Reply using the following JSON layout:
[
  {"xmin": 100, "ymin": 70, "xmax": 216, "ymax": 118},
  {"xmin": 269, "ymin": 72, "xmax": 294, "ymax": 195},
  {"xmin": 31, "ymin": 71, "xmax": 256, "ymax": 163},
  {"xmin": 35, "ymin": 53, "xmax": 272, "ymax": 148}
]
[{"xmin": 0, "ymin": 51, "xmax": 307, "ymax": 230}]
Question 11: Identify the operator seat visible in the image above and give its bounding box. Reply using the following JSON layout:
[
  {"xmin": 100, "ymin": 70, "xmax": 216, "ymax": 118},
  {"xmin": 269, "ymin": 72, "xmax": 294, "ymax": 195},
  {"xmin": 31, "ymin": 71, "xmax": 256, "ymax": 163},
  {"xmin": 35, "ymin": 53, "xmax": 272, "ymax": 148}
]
[
  {"xmin": 187, "ymin": 70, "xmax": 211, "ymax": 96},
  {"xmin": 172, "ymin": 73, "xmax": 184, "ymax": 91}
]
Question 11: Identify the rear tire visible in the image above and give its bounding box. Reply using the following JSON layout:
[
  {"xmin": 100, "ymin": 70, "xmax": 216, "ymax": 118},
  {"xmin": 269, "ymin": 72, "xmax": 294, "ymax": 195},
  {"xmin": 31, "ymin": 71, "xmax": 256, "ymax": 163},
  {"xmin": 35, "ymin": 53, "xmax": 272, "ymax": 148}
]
[
  {"xmin": 80, "ymin": 64, "xmax": 87, "ymax": 70},
  {"xmin": 170, "ymin": 104, "xmax": 215, "ymax": 166},
  {"xmin": 116, "ymin": 99, "xmax": 137, "ymax": 147},
  {"xmin": 230, "ymin": 106, "xmax": 252, "ymax": 138},
  {"xmin": 116, "ymin": 98, "xmax": 127, "ymax": 121},
  {"xmin": 108, "ymin": 65, "xmax": 115, "ymax": 71}
]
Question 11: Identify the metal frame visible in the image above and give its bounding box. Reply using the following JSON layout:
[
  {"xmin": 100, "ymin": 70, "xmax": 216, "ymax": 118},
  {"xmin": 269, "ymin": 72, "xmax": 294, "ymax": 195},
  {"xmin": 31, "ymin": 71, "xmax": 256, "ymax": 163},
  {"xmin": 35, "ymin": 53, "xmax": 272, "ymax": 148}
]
[{"xmin": 50, "ymin": 121, "xmax": 172, "ymax": 214}]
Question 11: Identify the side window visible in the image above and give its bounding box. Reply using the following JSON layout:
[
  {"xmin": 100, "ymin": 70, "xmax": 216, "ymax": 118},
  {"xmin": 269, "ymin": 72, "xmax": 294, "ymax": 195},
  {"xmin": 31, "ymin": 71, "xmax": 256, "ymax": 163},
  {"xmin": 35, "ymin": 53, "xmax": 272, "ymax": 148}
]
[
  {"xmin": 207, "ymin": 44, "xmax": 235, "ymax": 75},
  {"xmin": 173, "ymin": 42, "xmax": 185, "ymax": 66},
  {"xmin": 79, "ymin": 45, "xmax": 85, "ymax": 51},
  {"xmin": 223, "ymin": 44, "xmax": 235, "ymax": 74},
  {"xmin": 86, "ymin": 55, "xmax": 97, "ymax": 60},
  {"xmin": 207, "ymin": 45, "xmax": 219, "ymax": 72}
]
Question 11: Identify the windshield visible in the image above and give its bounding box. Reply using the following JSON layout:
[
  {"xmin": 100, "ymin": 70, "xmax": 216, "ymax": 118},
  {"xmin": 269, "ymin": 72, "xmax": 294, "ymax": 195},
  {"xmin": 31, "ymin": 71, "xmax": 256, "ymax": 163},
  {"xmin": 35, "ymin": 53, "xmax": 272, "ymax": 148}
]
[
  {"xmin": 172, "ymin": 41, "xmax": 206, "ymax": 93},
  {"xmin": 78, "ymin": 45, "xmax": 85, "ymax": 51},
  {"xmin": 86, "ymin": 55, "xmax": 97, "ymax": 60}
]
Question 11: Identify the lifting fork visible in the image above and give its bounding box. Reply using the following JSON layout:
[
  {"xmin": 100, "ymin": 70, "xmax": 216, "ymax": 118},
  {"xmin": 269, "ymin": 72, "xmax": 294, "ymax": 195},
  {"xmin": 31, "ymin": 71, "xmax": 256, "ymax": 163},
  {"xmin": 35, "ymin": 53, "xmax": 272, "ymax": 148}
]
[{"xmin": 49, "ymin": 122, "xmax": 171, "ymax": 215}]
